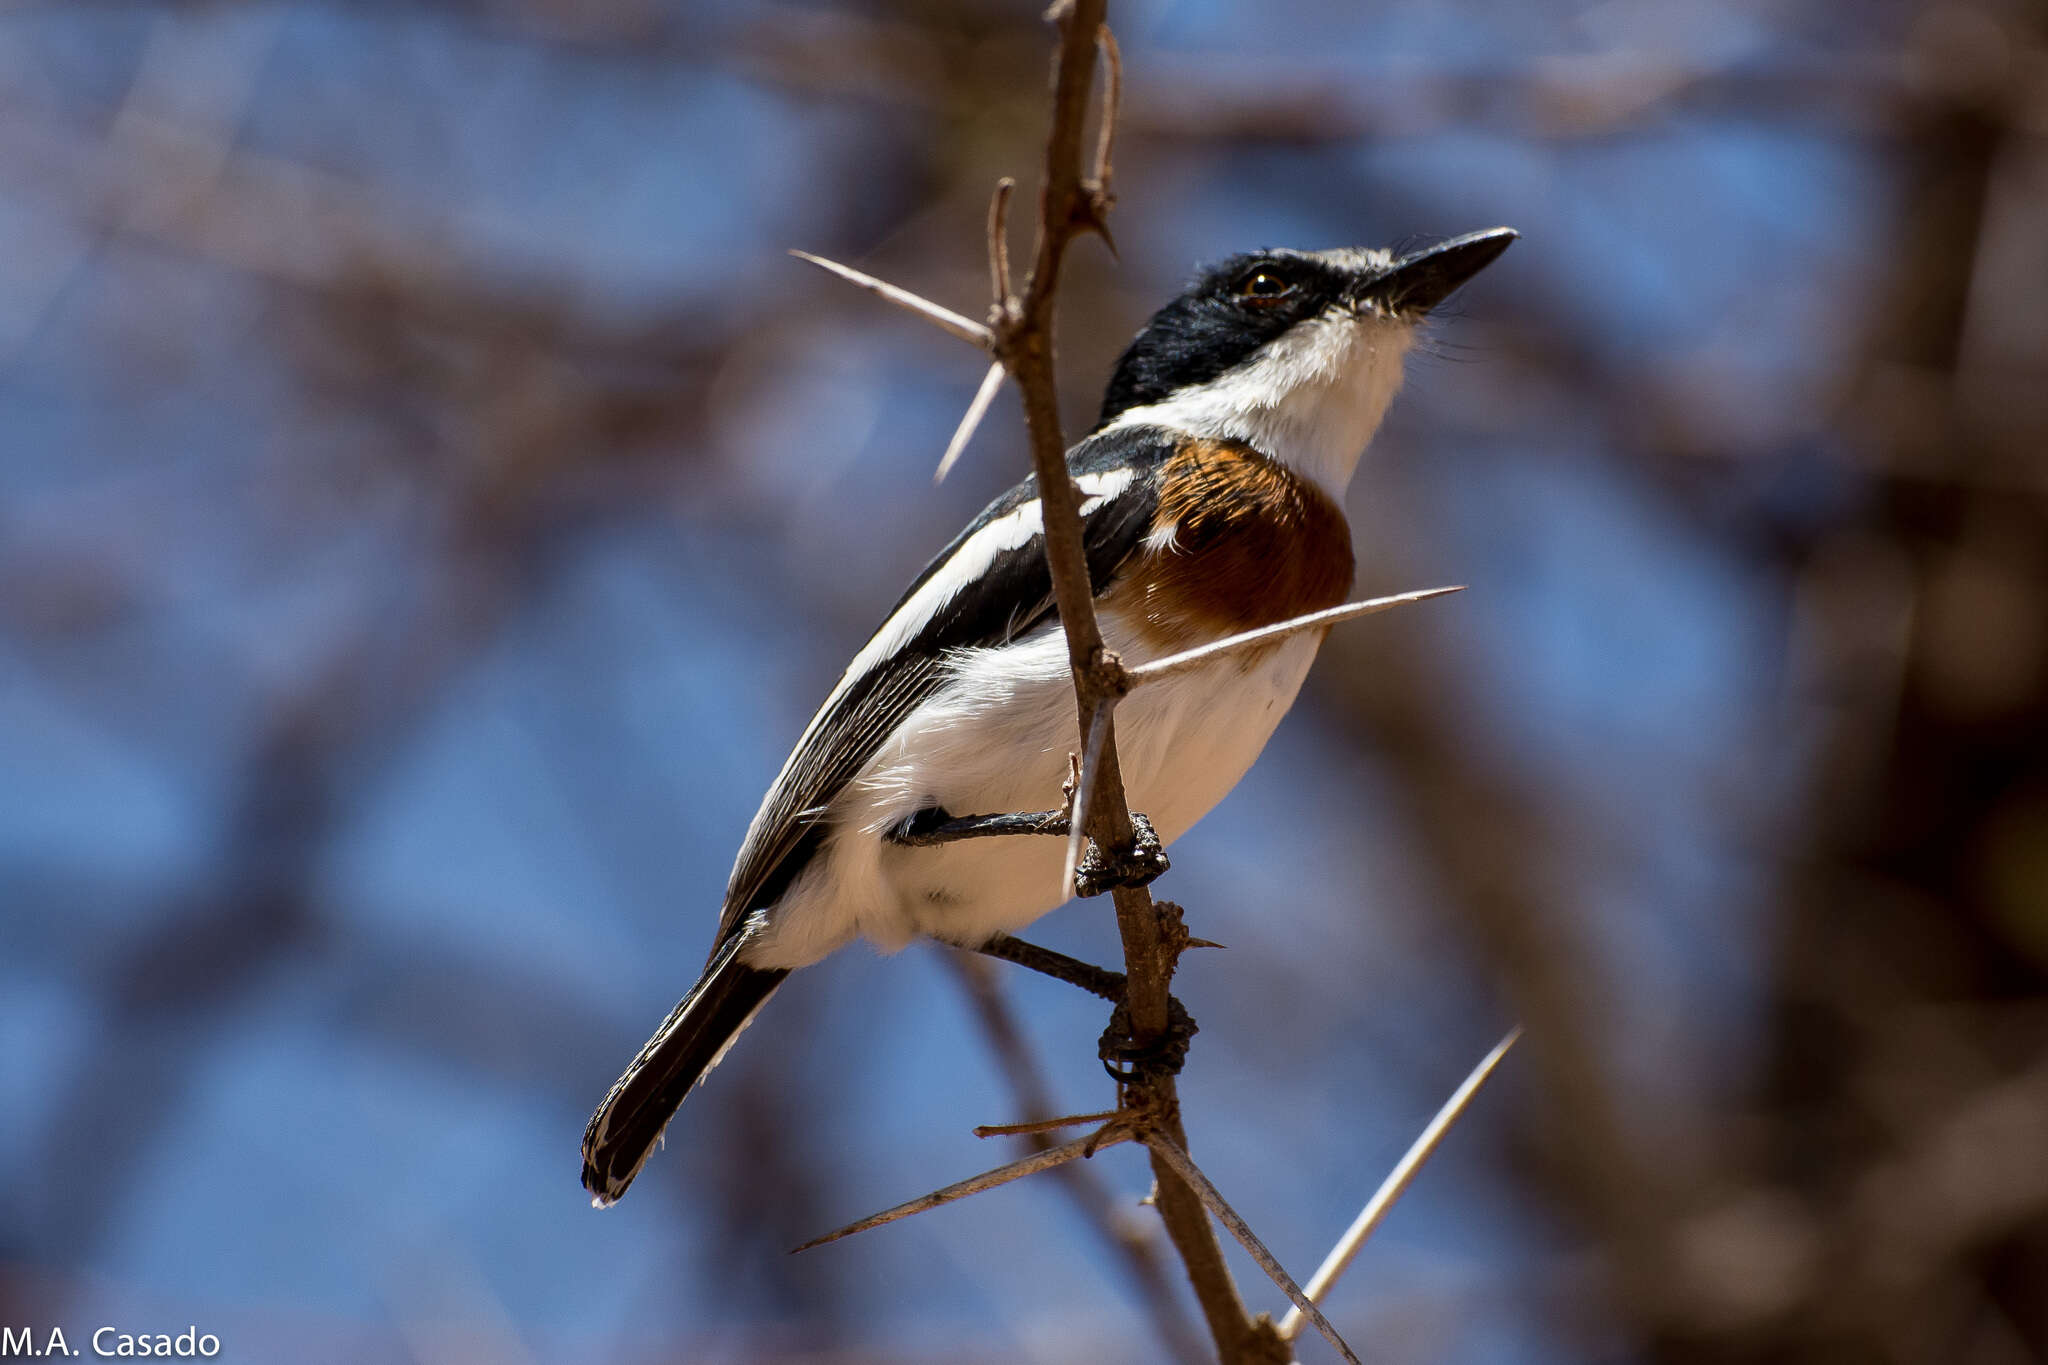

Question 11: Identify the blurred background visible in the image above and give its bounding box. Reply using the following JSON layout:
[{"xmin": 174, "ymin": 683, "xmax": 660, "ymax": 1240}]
[{"xmin": 2, "ymin": 0, "xmax": 2045, "ymax": 1360}]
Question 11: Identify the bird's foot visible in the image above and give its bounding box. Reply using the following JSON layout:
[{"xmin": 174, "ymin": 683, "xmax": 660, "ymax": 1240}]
[
  {"xmin": 1074, "ymin": 812, "xmax": 1169, "ymax": 898},
  {"xmin": 1098, "ymin": 993, "xmax": 1198, "ymax": 1083}
]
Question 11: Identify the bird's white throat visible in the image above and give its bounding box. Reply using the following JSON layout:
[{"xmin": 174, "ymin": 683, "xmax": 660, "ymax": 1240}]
[{"xmin": 1102, "ymin": 307, "xmax": 1416, "ymax": 501}]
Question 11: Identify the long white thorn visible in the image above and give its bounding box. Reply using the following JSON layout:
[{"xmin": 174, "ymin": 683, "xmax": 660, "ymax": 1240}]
[
  {"xmin": 1125, "ymin": 588, "xmax": 1465, "ymax": 689},
  {"xmin": 935, "ymin": 360, "xmax": 1007, "ymax": 484},
  {"xmin": 789, "ymin": 250, "xmax": 994, "ymax": 350},
  {"xmin": 1277, "ymin": 1026, "xmax": 1523, "ymax": 1342},
  {"xmin": 1062, "ymin": 704, "xmax": 1114, "ymax": 899},
  {"xmin": 1143, "ymin": 1134, "xmax": 1362, "ymax": 1365}
]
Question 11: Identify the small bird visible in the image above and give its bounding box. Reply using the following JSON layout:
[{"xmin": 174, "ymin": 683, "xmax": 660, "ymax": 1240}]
[{"xmin": 583, "ymin": 227, "xmax": 1516, "ymax": 1205}]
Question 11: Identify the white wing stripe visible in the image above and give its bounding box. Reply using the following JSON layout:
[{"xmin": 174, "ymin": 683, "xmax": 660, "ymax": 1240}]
[
  {"xmin": 735, "ymin": 467, "xmax": 1136, "ymax": 864},
  {"xmin": 830, "ymin": 466, "xmax": 1133, "ymax": 706}
]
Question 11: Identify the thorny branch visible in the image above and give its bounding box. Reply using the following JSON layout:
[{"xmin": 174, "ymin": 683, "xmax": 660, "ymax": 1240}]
[
  {"xmin": 1146, "ymin": 1133, "xmax": 1362, "ymax": 1365},
  {"xmin": 793, "ymin": 1124, "xmax": 1134, "ymax": 1253},
  {"xmin": 947, "ymin": 952, "xmax": 1209, "ymax": 1365},
  {"xmin": 790, "ymin": 4, "xmax": 1505, "ymax": 1361},
  {"xmin": 981, "ymin": 3, "xmax": 1281, "ymax": 1360}
]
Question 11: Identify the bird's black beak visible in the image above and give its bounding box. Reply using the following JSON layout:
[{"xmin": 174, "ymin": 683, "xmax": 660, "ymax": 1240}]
[{"xmin": 1363, "ymin": 227, "xmax": 1517, "ymax": 315}]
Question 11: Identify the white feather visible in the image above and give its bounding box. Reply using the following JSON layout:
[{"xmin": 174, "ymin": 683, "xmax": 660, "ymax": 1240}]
[
  {"xmin": 731, "ymin": 467, "xmax": 1133, "ymax": 881},
  {"xmin": 1101, "ymin": 301, "xmax": 1413, "ymax": 501},
  {"xmin": 739, "ymin": 612, "xmax": 1322, "ymax": 969}
]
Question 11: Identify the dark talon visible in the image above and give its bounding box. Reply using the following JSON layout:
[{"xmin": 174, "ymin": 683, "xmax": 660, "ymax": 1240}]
[
  {"xmin": 1097, "ymin": 993, "xmax": 1197, "ymax": 1083},
  {"xmin": 1074, "ymin": 811, "xmax": 1169, "ymax": 897}
]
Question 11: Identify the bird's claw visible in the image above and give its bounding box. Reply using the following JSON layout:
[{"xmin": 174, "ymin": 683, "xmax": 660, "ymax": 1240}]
[
  {"xmin": 1097, "ymin": 993, "xmax": 1197, "ymax": 1084},
  {"xmin": 1074, "ymin": 812, "xmax": 1168, "ymax": 897}
]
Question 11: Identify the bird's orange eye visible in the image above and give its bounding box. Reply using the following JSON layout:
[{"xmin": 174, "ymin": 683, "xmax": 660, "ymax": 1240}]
[{"xmin": 1236, "ymin": 269, "xmax": 1294, "ymax": 304}]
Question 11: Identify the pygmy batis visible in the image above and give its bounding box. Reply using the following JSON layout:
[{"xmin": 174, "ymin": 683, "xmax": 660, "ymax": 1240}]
[{"xmin": 583, "ymin": 227, "xmax": 1517, "ymax": 1205}]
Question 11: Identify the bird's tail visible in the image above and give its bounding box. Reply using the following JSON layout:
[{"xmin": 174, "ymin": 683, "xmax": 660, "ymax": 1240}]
[{"xmin": 581, "ymin": 938, "xmax": 788, "ymax": 1206}]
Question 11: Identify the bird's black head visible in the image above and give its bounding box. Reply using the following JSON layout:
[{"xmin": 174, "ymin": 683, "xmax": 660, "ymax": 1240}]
[{"xmin": 1094, "ymin": 228, "xmax": 1517, "ymax": 431}]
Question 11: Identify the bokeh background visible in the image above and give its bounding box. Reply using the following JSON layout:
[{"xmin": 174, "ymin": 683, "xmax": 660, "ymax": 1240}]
[{"xmin": 4, "ymin": 0, "xmax": 2046, "ymax": 1360}]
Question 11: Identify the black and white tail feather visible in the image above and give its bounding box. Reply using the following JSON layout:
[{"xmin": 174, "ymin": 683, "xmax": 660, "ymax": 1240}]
[{"xmin": 582, "ymin": 940, "xmax": 789, "ymax": 1206}]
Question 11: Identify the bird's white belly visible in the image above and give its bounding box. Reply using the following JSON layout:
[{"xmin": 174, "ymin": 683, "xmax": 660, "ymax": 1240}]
[{"xmin": 741, "ymin": 616, "xmax": 1322, "ymax": 968}]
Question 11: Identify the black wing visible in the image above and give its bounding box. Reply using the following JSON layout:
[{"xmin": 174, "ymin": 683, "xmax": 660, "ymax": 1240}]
[{"xmin": 712, "ymin": 425, "xmax": 1173, "ymax": 951}]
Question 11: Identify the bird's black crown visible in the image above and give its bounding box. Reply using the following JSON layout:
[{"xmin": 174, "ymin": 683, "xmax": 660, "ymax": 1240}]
[{"xmin": 1093, "ymin": 229, "xmax": 1517, "ymax": 431}]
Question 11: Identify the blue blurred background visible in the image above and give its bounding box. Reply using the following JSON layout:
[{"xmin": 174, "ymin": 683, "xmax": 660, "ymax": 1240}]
[{"xmin": 4, "ymin": 0, "xmax": 2046, "ymax": 1361}]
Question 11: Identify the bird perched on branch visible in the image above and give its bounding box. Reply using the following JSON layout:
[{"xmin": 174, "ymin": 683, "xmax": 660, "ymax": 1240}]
[{"xmin": 583, "ymin": 228, "xmax": 1516, "ymax": 1205}]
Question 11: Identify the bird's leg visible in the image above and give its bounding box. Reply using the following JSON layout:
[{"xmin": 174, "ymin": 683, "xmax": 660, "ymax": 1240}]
[
  {"xmin": 889, "ymin": 807, "xmax": 1171, "ymax": 900},
  {"xmin": 913, "ymin": 808, "xmax": 1184, "ymax": 1076},
  {"xmin": 974, "ymin": 932, "xmax": 1124, "ymax": 1002},
  {"xmin": 975, "ymin": 932, "xmax": 1199, "ymax": 1084},
  {"xmin": 1100, "ymin": 898, "xmax": 1200, "ymax": 1084},
  {"xmin": 1073, "ymin": 811, "xmax": 1170, "ymax": 898},
  {"xmin": 890, "ymin": 808, "xmax": 1069, "ymax": 845}
]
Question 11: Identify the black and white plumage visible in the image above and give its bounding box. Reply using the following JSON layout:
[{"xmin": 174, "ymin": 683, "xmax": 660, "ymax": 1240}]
[{"xmin": 582, "ymin": 228, "xmax": 1517, "ymax": 1205}]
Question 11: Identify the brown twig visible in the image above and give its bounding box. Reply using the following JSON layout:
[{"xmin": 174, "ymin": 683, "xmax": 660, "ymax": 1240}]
[
  {"xmin": 947, "ymin": 952, "xmax": 1209, "ymax": 1365},
  {"xmin": 998, "ymin": 0, "xmax": 1169, "ymax": 1054},
  {"xmin": 984, "ymin": 4, "xmax": 1274, "ymax": 1360},
  {"xmin": 1091, "ymin": 27, "xmax": 1121, "ymax": 190},
  {"xmin": 987, "ymin": 176, "xmax": 1015, "ymax": 304},
  {"xmin": 792, "ymin": 1123, "xmax": 1132, "ymax": 1253},
  {"xmin": 973, "ymin": 1109, "xmax": 1124, "ymax": 1138},
  {"xmin": 1144, "ymin": 1133, "xmax": 1362, "ymax": 1365},
  {"xmin": 1086, "ymin": 25, "xmax": 1121, "ymax": 254}
]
